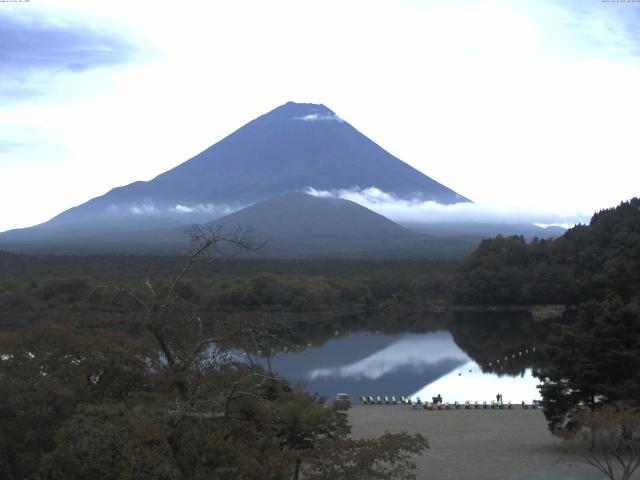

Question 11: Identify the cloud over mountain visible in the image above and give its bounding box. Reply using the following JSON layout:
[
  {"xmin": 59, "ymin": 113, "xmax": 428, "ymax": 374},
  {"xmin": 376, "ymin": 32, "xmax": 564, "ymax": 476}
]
[{"xmin": 304, "ymin": 187, "xmax": 588, "ymax": 226}]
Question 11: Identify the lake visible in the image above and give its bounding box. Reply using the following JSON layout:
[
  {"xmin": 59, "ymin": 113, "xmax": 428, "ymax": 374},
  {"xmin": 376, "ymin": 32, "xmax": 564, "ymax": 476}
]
[{"xmin": 260, "ymin": 329, "xmax": 543, "ymax": 405}]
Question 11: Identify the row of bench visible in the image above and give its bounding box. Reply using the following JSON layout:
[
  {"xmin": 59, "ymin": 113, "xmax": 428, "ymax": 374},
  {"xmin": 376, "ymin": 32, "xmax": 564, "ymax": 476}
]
[
  {"xmin": 412, "ymin": 400, "xmax": 541, "ymax": 410},
  {"xmin": 359, "ymin": 395, "xmax": 410, "ymax": 404},
  {"xmin": 357, "ymin": 396, "xmax": 541, "ymax": 409}
]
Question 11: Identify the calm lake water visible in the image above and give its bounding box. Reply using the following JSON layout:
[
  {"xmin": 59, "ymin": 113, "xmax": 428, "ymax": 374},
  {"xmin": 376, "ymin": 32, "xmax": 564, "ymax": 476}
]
[{"xmin": 262, "ymin": 330, "xmax": 542, "ymax": 404}]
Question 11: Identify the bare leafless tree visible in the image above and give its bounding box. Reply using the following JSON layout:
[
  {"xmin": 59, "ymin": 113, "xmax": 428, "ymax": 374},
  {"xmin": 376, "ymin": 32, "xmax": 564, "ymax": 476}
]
[
  {"xmin": 569, "ymin": 405, "xmax": 640, "ymax": 480},
  {"xmin": 98, "ymin": 225, "xmax": 263, "ymax": 368}
]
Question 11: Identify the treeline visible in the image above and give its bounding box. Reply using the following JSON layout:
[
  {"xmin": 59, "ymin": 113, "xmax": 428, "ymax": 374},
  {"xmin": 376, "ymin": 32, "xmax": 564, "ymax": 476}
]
[
  {"xmin": 0, "ymin": 253, "xmax": 455, "ymax": 283},
  {"xmin": 453, "ymin": 198, "xmax": 640, "ymax": 305},
  {"xmin": 0, "ymin": 256, "xmax": 457, "ymax": 330}
]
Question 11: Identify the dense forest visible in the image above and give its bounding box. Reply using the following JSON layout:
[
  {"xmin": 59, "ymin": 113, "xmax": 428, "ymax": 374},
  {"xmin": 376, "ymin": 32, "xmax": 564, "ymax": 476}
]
[
  {"xmin": 0, "ymin": 254, "xmax": 456, "ymax": 331},
  {"xmin": 454, "ymin": 198, "xmax": 640, "ymax": 306}
]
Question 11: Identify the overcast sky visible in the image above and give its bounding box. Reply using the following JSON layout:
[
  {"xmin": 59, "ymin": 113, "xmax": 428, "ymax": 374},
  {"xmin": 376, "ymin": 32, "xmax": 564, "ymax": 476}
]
[{"xmin": 1, "ymin": 0, "xmax": 639, "ymax": 232}]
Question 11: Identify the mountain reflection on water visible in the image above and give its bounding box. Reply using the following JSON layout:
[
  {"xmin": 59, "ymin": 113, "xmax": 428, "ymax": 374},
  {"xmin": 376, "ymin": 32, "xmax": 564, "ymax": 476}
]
[{"xmin": 262, "ymin": 330, "xmax": 542, "ymax": 403}]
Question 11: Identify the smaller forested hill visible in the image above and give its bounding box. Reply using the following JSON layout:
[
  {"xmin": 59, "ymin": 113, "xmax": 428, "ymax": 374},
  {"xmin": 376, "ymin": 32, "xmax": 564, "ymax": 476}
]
[{"xmin": 453, "ymin": 198, "xmax": 640, "ymax": 305}]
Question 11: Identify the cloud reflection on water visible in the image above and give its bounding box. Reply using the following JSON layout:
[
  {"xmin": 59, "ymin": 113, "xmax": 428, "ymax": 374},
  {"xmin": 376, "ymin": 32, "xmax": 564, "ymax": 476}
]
[
  {"xmin": 266, "ymin": 330, "xmax": 541, "ymax": 401},
  {"xmin": 307, "ymin": 331, "xmax": 469, "ymax": 381}
]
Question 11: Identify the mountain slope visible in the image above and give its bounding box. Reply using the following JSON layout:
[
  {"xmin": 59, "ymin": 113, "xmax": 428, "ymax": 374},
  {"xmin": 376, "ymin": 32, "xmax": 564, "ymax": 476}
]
[
  {"xmin": 208, "ymin": 193, "xmax": 481, "ymax": 257},
  {"xmin": 37, "ymin": 101, "xmax": 470, "ymax": 228},
  {"xmin": 211, "ymin": 192, "xmax": 418, "ymax": 256},
  {"xmin": 0, "ymin": 193, "xmax": 481, "ymax": 258}
]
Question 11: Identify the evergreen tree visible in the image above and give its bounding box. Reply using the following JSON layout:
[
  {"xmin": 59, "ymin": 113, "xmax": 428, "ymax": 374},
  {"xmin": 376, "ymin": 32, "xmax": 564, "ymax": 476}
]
[{"xmin": 537, "ymin": 297, "xmax": 640, "ymax": 432}]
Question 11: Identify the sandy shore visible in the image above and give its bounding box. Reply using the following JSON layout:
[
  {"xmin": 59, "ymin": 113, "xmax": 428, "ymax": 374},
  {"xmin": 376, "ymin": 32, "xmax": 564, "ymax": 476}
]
[{"xmin": 348, "ymin": 405, "xmax": 610, "ymax": 480}]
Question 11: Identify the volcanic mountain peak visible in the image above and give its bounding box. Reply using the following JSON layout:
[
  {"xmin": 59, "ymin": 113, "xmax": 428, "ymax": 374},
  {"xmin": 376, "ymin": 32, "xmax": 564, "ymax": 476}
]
[
  {"xmin": 273, "ymin": 101, "xmax": 336, "ymax": 116},
  {"xmin": 146, "ymin": 100, "xmax": 469, "ymax": 200},
  {"xmin": 1, "ymin": 101, "xmax": 471, "ymax": 246}
]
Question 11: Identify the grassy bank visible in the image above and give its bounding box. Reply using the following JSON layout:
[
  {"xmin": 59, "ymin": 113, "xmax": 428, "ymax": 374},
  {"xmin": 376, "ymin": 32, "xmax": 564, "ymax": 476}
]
[{"xmin": 348, "ymin": 405, "xmax": 604, "ymax": 480}]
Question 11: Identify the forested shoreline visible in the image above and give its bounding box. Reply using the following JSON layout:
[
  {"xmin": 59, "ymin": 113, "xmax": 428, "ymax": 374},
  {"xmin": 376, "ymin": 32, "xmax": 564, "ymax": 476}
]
[{"xmin": 454, "ymin": 198, "xmax": 640, "ymax": 306}]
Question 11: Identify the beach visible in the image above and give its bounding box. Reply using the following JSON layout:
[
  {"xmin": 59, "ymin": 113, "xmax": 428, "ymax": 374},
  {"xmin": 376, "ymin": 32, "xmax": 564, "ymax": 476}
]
[{"xmin": 348, "ymin": 405, "xmax": 608, "ymax": 480}]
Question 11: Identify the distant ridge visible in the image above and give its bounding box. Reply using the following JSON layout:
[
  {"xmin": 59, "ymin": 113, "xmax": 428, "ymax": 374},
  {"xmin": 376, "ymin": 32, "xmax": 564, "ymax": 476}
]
[
  {"xmin": 400, "ymin": 221, "xmax": 566, "ymax": 240},
  {"xmin": 0, "ymin": 193, "xmax": 481, "ymax": 258}
]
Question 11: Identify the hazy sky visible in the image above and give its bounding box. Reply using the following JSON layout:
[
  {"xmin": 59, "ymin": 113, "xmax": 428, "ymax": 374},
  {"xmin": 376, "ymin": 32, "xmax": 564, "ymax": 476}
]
[{"xmin": 1, "ymin": 0, "xmax": 639, "ymax": 232}]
